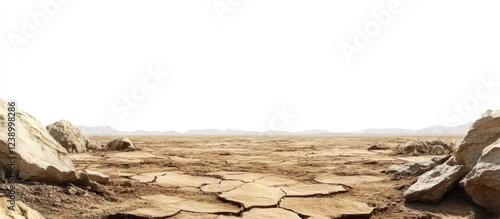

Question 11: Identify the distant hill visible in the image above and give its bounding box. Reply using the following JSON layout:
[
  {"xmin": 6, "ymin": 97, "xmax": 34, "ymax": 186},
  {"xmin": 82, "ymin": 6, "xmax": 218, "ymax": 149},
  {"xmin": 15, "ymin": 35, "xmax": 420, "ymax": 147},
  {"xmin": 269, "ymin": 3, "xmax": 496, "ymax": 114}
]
[
  {"xmin": 76, "ymin": 126, "xmax": 333, "ymax": 136},
  {"xmin": 77, "ymin": 123, "xmax": 472, "ymax": 136},
  {"xmin": 184, "ymin": 129, "xmax": 256, "ymax": 135},
  {"xmin": 77, "ymin": 126, "xmax": 122, "ymax": 135},
  {"xmin": 362, "ymin": 123, "xmax": 471, "ymax": 135},
  {"xmin": 77, "ymin": 126, "xmax": 180, "ymax": 135}
]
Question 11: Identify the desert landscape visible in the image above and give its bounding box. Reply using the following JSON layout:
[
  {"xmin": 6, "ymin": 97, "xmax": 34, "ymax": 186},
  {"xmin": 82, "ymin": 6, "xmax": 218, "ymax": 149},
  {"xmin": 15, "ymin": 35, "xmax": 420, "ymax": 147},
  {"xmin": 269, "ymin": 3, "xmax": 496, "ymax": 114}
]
[
  {"xmin": 2, "ymin": 99, "xmax": 500, "ymax": 219},
  {"xmin": 2, "ymin": 1, "xmax": 499, "ymax": 218}
]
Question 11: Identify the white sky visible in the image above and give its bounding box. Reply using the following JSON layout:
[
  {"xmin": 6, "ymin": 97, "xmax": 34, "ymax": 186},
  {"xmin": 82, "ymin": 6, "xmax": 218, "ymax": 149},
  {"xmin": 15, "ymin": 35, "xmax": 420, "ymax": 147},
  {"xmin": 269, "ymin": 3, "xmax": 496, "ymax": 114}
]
[{"xmin": 1, "ymin": 0, "xmax": 500, "ymax": 132}]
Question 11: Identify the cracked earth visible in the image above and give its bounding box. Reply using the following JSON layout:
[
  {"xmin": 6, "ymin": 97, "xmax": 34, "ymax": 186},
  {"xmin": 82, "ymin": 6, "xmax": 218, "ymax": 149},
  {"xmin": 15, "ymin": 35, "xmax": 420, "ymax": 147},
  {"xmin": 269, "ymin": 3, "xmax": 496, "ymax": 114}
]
[{"xmin": 9, "ymin": 135, "xmax": 489, "ymax": 218}]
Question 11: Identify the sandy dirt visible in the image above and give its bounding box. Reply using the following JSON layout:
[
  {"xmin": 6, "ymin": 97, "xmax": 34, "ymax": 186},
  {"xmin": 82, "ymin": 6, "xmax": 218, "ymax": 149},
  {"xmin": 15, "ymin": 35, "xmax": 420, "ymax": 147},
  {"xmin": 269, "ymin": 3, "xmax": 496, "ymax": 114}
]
[{"xmin": 3, "ymin": 135, "xmax": 494, "ymax": 219}]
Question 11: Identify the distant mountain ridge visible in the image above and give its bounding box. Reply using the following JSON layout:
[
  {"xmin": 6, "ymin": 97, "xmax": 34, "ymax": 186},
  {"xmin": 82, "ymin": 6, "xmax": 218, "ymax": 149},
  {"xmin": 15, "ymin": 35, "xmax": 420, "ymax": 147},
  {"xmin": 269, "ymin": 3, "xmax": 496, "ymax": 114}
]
[
  {"xmin": 77, "ymin": 123, "xmax": 471, "ymax": 136},
  {"xmin": 76, "ymin": 126, "xmax": 327, "ymax": 136},
  {"xmin": 362, "ymin": 123, "xmax": 471, "ymax": 135}
]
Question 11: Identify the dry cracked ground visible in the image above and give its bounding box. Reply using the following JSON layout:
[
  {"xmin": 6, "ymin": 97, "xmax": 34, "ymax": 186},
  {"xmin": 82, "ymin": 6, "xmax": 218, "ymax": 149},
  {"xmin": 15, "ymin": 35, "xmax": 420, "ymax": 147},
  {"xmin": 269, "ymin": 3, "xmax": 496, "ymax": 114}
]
[{"xmin": 8, "ymin": 136, "xmax": 493, "ymax": 219}]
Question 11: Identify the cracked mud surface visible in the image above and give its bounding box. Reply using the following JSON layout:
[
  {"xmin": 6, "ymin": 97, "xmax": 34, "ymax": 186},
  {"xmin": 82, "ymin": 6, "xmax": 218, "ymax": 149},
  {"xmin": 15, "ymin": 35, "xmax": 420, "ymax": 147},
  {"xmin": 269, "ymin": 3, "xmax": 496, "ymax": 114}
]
[{"xmin": 6, "ymin": 135, "xmax": 492, "ymax": 218}]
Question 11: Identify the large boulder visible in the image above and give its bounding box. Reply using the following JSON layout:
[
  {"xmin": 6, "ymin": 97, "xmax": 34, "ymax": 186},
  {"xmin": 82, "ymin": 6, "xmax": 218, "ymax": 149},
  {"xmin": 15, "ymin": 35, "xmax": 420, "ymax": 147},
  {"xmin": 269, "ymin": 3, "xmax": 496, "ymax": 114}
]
[
  {"xmin": 0, "ymin": 100, "xmax": 77, "ymax": 183},
  {"xmin": 461, "ymin": 139, "xmax": 500, "ymax": 214},
  {"xmin": 46, "ymin": 120, "xmax": 87, "ymax": 153},
  {"xmin": 85, "ymin": 137, "xmax": 104, "ymax": 151},
  {"xmin": 106, "ymin": 137, "xmax": 136, "ymax": 151},
  {"xmin": 404, "ymin": 164, "xmax": 468, "ymax": 203},
  {"xmin": 455, "ymin": 109, "xmax": 500, "ymax": 168},
  {"xmin": 0, "ymin": 197, "xmax": 46, "ymax": 219}
]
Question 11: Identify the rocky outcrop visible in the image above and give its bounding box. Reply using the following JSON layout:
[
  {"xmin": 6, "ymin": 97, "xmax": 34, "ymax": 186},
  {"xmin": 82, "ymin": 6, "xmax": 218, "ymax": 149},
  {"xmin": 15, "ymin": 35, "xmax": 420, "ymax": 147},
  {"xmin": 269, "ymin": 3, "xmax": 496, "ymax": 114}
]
[
  {"xmin": 404, "ymin": 109, "xmax": 500, "ymax": 214},
  {"xmin": 395, "ymin": 139, "xmax": 452, "ymax": 156},
  {"xmin": 461, "ymin": 139, "xmax": 500, "ymax": 214},
  {"xmin": 106, "ymin": 138, "xmax": 136, "ymax": 151},
  {"xmin": 430, "ymin": 145, "xmax": 447, "ymax": 155},
  {"xmin": 0, "ymin": 100, "xmax": 77, "ymax": 183},
  {"xmin": 455, "ymin": 110, "xmax": 500, "ymax": 168},
  {"xmin": 0, "ymin": 197, "xmax": 46, "ymax": 219},
  {"xmin": 46, "ymin": 120, "xmax": 87, "ymax": 153},
  {"xmin": 404, "ymin": 164, "xmax": 468, "ymax": 203}
]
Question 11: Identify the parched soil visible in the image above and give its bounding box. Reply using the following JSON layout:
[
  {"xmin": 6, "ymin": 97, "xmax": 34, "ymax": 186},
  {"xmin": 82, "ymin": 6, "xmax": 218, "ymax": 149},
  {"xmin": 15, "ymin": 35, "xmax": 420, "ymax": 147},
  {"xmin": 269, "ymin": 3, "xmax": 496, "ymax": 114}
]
[{"xmin": 2, "ymin": 135, "xmax": 494, "ymax": 219}]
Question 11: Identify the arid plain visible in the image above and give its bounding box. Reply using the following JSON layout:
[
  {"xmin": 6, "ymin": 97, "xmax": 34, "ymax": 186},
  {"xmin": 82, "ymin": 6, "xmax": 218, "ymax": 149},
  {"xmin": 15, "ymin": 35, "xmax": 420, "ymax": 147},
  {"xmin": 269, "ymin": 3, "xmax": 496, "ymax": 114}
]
[{"xmin": 10, "ymin": 135, "xmax": 493, "ymax": 219}]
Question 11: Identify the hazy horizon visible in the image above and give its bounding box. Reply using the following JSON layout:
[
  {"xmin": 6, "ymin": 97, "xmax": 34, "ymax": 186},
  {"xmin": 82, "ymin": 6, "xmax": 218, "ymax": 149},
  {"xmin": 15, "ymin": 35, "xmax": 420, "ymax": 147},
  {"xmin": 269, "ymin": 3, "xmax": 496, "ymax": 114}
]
[
  {"xmin": 77, "ymin": 122, "xmax": 471, "ymax": 132},
  {"xmin": 1, "ymin": 1, "xmax": 499, "ymax": 133}
]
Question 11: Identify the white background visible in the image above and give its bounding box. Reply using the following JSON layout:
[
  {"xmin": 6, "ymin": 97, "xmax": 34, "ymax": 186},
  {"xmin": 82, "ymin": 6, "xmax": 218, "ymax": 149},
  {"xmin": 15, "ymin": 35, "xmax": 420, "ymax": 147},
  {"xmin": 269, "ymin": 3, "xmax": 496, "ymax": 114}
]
[{"xmin": 1, "ymin": 0, "xmax": 499, "ymax": 132}]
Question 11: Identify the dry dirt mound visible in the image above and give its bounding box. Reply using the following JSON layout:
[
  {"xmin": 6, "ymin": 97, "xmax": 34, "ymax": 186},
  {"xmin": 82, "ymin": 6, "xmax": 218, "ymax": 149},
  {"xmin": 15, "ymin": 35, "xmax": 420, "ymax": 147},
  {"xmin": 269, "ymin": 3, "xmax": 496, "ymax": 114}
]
[{"xmin": 0, "ymin": 181, "xmax": 112, "ymax": 219}]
